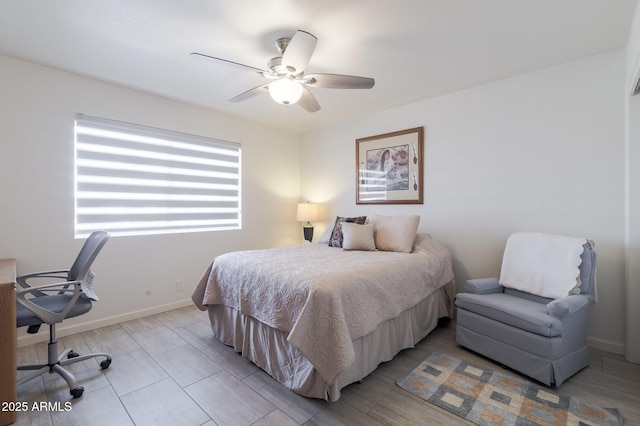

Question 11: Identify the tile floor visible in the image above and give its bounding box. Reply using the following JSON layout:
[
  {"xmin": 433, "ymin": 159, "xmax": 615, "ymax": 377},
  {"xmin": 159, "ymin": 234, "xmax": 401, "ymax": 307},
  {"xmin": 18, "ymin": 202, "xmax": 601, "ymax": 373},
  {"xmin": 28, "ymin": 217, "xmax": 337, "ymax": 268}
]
[{"xmin": 14, "ymin": 305, "xmax": 640, "ymax": 425}]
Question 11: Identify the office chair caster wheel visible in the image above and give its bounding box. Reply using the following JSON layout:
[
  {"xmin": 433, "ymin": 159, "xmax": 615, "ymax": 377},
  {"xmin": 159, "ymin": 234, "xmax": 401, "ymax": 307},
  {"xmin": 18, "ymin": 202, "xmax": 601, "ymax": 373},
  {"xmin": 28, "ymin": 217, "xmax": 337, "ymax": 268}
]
[
  {"xmin": 67, "ymin": 350, "xmax": 80, "ymax": 359},
  {"xmin": 100, "ymin": 359, "xmax": 111, "ymax": 370},
  {"xmin": 70, "ymin": 386, "xmax": 84, "ymax": 399}
]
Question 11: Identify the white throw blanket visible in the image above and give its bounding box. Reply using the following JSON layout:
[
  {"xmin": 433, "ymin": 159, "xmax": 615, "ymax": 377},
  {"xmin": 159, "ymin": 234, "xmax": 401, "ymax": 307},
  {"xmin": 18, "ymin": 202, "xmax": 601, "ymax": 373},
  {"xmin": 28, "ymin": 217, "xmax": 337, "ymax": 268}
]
[
  {"xmin": 499, "ymin": 232, "xmax": 587, "ymax": 299},
  {"xmin": 192, "ymin": 234, "xmax": 454, "ymax": 384}
]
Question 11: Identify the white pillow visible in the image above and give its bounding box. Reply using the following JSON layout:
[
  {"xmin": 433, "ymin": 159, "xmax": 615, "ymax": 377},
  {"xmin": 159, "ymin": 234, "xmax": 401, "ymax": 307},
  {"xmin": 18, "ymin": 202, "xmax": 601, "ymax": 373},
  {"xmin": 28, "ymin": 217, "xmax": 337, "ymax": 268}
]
[
  {"xmin": 317, "ymin": 225, "xmax": 333, "ymax": 244},
  {"xmin": 341, "ymin": 223, "xmax": 376, "ymax": 251},
  {"xmin": 367, "ymin": 215, "xmax": 420, "ymax": 253},
  {"xmin": 328, "ymin": 216, "xmax": 367, "ymax": 248}
]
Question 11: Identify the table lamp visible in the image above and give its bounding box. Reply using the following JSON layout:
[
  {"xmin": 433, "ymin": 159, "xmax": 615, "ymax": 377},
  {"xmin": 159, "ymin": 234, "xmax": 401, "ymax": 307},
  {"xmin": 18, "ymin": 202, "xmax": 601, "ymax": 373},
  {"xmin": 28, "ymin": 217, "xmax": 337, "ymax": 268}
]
[{"xmin": 296, "ymin": 202, "xmax": 318, "ymax": 242}]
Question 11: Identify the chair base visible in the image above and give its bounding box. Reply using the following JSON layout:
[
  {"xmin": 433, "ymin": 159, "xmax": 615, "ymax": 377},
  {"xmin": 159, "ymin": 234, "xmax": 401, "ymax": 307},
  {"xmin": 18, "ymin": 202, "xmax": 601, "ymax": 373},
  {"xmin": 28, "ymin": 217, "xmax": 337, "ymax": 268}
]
[
  {"xmin": 456, "ymin": 322, "xmax": 590, "ymax": 387},
  {"xmin": 17, "ymin": 327, "xmax": 112, "ymax": 398}
]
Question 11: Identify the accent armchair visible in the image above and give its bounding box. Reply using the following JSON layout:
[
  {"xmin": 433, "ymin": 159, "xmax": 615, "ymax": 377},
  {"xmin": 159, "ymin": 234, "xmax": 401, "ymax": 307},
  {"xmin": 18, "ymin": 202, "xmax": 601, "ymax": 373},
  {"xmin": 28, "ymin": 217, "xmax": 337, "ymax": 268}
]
[
  {"xmin": 455, "ymin": 232, "xmax": 596, "ymax": 386},
  {"xmin": 16, "ymin": 231, "xmax": 111, "ymax": 398}
]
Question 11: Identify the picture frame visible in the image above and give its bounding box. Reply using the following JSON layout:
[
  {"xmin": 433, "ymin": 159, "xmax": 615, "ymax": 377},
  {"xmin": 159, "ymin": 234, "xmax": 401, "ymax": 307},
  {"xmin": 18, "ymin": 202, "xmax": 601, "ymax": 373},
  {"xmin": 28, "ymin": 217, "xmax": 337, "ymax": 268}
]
[{"xmin": 356, "ymin": 126, "xmax": 424, "ymax": 205}]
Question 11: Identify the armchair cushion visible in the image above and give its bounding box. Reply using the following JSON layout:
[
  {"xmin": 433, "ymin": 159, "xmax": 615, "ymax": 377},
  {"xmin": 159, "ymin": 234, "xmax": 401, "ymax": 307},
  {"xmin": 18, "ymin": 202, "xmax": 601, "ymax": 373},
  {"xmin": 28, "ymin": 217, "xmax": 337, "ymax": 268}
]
[
  {"xmin": 455, "ymin": 293, "xmax": 562, "ymax": 337},
  {"xmin": 546, "ymin": 294, "xmax": 591, "ymax": 319}
]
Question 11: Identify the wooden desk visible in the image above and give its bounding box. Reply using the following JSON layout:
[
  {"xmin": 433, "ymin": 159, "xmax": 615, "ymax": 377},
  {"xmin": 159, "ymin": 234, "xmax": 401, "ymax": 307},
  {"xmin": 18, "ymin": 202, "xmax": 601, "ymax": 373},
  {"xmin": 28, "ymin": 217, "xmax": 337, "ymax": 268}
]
[{"xmin": 0, "ymin": 259, "xmax": 16, "ymax": 425}]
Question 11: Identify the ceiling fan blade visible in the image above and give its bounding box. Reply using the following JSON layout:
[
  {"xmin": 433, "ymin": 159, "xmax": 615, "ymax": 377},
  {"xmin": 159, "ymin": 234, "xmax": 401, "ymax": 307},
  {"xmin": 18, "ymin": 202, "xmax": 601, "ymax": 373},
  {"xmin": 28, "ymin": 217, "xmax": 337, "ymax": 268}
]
[
  {"xmin": 303, "ymin": 73, "xmax": 375, "ymax": 89},
  {"xmin": 282, "ymin": 30, "xmax": 317, "ymax": 74},
  {"xmin": 190, "ymin": 52, "xmax": 267, "ymax": 76},
  {"xmin": 298, "ymin": 86, "xmax": 321, "ymax": 113},
  {"xmin": 229, "ymin": 85, "xmax": 269, "ymax": 103}
]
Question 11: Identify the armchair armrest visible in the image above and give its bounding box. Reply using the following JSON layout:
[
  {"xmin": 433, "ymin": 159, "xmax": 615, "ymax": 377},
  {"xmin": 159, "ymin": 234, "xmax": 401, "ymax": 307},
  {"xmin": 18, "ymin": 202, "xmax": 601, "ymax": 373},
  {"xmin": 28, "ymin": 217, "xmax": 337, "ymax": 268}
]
[
  {"xmin": 16, "ymin": 279, "xmax": 83, "ymax": 325},
  {"xmin": 464, "ymin": 277, "xmax": 504, "ymax": 294},
  {"xmin": 546, "ymin": 294, "xmax": 592, "ymax": 319}
]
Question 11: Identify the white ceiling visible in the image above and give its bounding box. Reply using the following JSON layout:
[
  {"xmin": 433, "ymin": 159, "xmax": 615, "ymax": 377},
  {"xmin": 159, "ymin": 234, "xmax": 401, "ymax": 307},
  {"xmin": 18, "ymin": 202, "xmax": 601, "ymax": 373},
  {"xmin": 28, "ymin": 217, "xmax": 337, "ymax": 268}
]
[{"xmin": 0, "ymin": 0, "xmax": 637, "ymax": 133}]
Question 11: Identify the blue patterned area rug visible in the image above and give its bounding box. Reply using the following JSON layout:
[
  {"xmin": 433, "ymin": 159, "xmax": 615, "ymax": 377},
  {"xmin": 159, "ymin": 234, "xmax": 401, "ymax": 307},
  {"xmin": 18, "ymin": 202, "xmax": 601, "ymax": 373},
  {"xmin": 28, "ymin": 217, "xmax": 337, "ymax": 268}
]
[{"xmin": 397, "ymin": 351, "xmax": 623, "ymax": 426}]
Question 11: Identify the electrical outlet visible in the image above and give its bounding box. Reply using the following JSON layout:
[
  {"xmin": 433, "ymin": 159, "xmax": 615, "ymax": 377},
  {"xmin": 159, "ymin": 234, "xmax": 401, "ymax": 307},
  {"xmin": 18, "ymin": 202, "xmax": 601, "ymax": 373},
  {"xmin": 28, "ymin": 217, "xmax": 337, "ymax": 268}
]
[{"xmin": 175, "ymin": 279, "xmax": 184, "ymax": 292}]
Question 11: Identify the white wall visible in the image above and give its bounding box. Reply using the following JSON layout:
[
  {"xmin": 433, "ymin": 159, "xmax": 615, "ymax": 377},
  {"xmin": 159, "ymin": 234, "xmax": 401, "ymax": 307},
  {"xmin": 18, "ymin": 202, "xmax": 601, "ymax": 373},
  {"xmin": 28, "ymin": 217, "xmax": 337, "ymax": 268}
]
[
  {"xmin": 625, "ymin": 2, "xmax": 640, "ymax": 363},
  {"xmin": 0, "ymin": 54, "xmax": 302, "ymax": 345},
  {"xmin": 301, "ymin": 50, "xmax": 627, "ymax": 353},
  {"xmin": 627, "ymin": 2, "xmax": 640, "ymax": 83}
]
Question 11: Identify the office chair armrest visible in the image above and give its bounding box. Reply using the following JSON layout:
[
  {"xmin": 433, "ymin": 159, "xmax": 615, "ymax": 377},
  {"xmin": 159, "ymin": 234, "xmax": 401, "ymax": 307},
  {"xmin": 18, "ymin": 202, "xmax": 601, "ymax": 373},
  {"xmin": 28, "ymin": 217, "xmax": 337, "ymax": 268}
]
[
  {"xmin": 546, "ymin": 294, "xmax": 592, "ymax": 319},
  {"xmin": 17, "ymin": 269, "xmax": 71, "ymax": 286},
  {"xmin": 464, "ymin": 277, "xmax": 504, "ymax": 294},
  {"xmin": 16, "ymin": 280, "xmax": 83, "ymax": 325},
  {"xmin": 16, "ymin": 268, "xmax": 72, "ymax": 297}
]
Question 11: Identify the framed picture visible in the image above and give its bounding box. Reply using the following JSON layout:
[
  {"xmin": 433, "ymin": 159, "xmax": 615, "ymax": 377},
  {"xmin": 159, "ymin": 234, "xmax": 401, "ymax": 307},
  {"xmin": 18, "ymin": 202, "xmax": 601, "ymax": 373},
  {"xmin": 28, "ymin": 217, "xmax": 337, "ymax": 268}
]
[{"xmin": 356, "ymin": 127, "xmax": 424, "ymax": 204}]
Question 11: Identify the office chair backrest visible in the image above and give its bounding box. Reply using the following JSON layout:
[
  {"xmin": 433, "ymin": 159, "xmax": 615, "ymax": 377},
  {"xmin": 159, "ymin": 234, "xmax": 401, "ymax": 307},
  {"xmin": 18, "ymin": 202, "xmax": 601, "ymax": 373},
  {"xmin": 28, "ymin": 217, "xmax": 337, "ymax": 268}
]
[{"xmin": 68, "ymin": 231, "xmax": 110, "ymax": 281}]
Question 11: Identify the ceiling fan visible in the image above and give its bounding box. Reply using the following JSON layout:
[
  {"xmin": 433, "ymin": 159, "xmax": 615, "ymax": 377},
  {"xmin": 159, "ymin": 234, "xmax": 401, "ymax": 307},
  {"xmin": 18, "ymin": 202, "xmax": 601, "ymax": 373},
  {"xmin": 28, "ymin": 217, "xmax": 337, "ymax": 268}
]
[{"xmin": 190, "ymin": 30, "xmax": 375, "ymax": 113}]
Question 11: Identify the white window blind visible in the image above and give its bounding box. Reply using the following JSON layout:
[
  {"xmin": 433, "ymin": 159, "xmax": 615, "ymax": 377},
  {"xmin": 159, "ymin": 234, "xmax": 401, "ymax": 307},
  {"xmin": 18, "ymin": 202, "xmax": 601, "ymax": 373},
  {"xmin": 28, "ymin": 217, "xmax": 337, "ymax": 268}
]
[{"xmin": 74, "ymin": 114, "xmax": 241, "ymax": 238}]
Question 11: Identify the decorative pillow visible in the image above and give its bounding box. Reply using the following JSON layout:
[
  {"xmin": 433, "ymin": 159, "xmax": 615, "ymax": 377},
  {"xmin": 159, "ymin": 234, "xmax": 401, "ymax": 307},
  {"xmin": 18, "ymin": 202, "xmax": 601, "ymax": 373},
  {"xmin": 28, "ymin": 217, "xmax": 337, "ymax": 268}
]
[
  {"xmin": 367, "ymin": 214, "xmax": 420, "ymax": 253},
  {"xmin": 317, "ymin": 225, "xmax": 333, "ymax": 244},
  {"xmin": 329, "ymin": 216, "xmax": 367, "ymax": 248},
  {"xmin": 341, "ymin": 223, "xmax": 376, "ymax": 251}
]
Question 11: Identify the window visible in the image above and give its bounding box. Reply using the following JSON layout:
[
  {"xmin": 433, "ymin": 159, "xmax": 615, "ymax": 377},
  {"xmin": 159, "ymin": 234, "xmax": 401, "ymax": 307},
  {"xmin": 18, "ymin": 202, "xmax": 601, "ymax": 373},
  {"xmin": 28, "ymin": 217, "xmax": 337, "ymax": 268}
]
[{"xmin": 74, "ymin": 114, "xmax": 241, "ymax": 238}]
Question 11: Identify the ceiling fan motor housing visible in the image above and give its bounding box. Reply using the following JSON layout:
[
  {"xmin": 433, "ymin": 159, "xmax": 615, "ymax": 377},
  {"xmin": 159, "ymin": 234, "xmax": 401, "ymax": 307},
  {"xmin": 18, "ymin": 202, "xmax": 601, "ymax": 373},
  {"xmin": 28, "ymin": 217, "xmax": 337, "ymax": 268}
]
[
  {"xmin": 275, "ymin": 37, "xmax": 290, "ymax": 54},
  {"xmin": 267, "ymin": 56, "xmax": 296, "ymax": 76}
]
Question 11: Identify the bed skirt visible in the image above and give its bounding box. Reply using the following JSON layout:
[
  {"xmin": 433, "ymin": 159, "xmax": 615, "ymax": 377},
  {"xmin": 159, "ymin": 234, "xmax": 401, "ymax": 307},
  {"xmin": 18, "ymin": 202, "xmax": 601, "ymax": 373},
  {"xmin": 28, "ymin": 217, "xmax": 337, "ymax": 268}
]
[{"xmin": 206, "ymin": 281, "xmax": 454, "ymax": 401}]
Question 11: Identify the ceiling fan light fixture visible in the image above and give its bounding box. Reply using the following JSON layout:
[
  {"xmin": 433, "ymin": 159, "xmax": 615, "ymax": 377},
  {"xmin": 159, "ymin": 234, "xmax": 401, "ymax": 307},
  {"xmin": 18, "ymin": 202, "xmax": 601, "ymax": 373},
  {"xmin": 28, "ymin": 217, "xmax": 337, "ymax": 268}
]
[
  {"xmin": 268, "ymin": 78, "xmax": 303, "ymax": 105},
  {"xmin": 192, "ymin": 29, "xmax": 373, "ymax": 113}
]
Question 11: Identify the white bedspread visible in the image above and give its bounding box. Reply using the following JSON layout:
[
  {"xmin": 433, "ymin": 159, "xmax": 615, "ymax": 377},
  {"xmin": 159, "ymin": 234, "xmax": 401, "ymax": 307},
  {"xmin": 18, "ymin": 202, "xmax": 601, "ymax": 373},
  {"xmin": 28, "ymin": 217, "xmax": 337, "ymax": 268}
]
[{"xmin": 192, "ymin": 234, "xmax": 454, "ymax": 383}]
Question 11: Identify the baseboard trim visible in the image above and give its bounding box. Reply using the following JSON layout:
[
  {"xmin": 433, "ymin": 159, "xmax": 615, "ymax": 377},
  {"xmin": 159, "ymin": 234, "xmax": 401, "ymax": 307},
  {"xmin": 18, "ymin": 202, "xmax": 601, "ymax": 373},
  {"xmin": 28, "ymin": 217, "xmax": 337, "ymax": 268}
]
[
  {"xmin": 17, "ymin": 299, "xmax": 194, "ymax": 347},
  {"xmin": 587, "ymin": 336, "xmax": 625, "ymax": 355}
]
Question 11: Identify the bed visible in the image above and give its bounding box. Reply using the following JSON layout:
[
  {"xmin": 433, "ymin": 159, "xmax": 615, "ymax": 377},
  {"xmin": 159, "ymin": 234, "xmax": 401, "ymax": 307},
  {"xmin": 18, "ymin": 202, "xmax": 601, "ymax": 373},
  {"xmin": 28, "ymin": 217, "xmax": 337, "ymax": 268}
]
[{"xmin": 192, "ymin": 217, "xmax": 455, "ymax": 401}]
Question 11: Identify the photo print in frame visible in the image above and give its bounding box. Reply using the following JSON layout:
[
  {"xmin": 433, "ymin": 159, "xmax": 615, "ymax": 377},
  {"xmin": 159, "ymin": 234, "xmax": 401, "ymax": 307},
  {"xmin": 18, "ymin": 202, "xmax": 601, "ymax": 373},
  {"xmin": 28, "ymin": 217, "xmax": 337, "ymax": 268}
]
[{"xmin": 356, "ymin": 127, "xmax": 424, "ymax": 204}]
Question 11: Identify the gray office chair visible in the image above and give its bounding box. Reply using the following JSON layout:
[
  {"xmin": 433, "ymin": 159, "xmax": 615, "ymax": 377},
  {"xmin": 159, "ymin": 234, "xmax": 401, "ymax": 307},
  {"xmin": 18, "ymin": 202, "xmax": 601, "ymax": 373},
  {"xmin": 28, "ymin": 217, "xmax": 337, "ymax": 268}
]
[{"xmin": 16, "ymin": 231, "xmax": 111, "ymax": 398}]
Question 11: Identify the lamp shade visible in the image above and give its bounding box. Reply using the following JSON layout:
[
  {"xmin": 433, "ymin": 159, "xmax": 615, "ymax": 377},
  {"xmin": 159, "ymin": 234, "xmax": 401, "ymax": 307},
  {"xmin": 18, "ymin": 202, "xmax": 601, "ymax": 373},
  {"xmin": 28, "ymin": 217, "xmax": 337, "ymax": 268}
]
[
  {"xmin": 269, "ymin": 78, "xmax": 303, "ymax": 105},
  {"xmin": 296, "ymin": 203, "xmax": 318, "ymax": 222}
]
